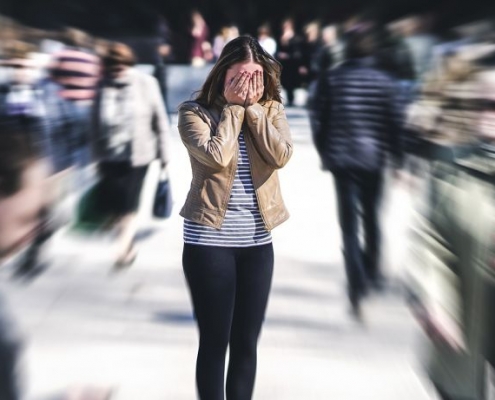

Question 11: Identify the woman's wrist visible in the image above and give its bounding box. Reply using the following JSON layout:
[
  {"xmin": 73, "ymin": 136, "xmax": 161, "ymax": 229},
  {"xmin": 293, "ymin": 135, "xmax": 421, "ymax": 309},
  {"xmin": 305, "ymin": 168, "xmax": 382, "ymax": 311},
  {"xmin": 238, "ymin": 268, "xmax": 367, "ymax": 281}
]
[{"xmin": 224, "ymin": 103, "xmax": 244, "ymax": 110}]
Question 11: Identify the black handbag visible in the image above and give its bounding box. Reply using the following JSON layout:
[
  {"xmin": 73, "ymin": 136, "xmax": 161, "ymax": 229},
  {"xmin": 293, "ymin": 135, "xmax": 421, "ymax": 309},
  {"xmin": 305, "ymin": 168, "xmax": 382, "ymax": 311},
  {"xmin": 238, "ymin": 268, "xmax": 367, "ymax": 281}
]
[{"xmin": 153, "ymin": 169, "xmax": 172, "ymax": 219}]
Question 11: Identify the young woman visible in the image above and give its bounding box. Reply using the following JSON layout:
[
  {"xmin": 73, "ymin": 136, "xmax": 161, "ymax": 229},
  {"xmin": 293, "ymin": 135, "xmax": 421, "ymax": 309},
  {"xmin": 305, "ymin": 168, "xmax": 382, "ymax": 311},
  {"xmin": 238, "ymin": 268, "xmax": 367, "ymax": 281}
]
[
  {"xmin": 177, "ymin": 35, "xmax": 293, "ymax": 399},
  {"xmin": 92, "ymin": 42, "xmax": 171, "ymax": 267}
]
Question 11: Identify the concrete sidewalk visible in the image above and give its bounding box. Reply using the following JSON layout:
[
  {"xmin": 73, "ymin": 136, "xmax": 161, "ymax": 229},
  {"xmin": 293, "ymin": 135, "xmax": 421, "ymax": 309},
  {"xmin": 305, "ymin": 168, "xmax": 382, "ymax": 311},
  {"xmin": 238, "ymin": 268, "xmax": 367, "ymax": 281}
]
[{"xmin": 0, "ymin": 107, "xmax": 436, "ymax": 400}]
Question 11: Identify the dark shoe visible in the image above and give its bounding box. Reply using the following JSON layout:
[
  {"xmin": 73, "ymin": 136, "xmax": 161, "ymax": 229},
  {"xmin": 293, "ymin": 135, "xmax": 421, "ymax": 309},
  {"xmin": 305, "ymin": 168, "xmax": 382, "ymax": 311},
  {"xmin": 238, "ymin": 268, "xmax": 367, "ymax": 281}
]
[
  {"xmin": 349, "ymin": 293, "xmax": 362, "ymax": 319},
  {"xmin": 367, "ymin": 273, "xmax": 387, "ymax": 293},
  {"xmin": 348, "ymin": 286, "xmax": 367, "ymax": 320}
]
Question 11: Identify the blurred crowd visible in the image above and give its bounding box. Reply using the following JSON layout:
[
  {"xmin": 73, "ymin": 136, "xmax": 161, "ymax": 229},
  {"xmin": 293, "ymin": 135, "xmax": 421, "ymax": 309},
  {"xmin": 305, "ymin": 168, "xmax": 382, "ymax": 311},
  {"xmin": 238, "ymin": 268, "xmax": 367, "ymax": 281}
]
[
  {"xmin": 0, "ymin": 19, "xmax": 172, "ymax": 266},
  {"xmin": 0, "ymin": 15, "xmax": 174, "ymax": 400}
]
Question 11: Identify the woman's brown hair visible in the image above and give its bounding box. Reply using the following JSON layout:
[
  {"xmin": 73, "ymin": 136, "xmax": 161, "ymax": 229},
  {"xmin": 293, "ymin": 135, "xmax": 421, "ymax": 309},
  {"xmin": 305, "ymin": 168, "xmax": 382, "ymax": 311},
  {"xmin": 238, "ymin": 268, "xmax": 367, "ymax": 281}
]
[
  {"xmin": 103, "ymin": 42, "xmax": 136, "ymax": 68},
  {"xmin": 194, "ymin": 35, "xmax": 282, "ymax": 106}
]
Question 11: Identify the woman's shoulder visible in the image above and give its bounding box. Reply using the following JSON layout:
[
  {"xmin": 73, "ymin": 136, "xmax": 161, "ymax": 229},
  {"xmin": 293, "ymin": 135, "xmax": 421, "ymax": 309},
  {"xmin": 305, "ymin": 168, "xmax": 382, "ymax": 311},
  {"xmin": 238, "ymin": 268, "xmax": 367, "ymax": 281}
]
[
  {"xmin": 178, "ymin": 99, "xmax": 200, "ymax": 109},
  {"xmin": 178, "ymin": 100, "xmax": 206, "ymax": 115},
  {"xmin": 177, "ymin": 100, "xmax": 220, "ymax": 128}
]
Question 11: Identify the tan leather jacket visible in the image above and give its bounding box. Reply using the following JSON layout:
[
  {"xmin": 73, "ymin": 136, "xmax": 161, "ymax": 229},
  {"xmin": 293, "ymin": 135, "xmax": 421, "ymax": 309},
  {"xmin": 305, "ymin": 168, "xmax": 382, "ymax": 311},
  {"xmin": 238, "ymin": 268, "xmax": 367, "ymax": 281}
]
[{"xmin": 177, "ymin": 99, "xmax": 293, "ymax": 231}]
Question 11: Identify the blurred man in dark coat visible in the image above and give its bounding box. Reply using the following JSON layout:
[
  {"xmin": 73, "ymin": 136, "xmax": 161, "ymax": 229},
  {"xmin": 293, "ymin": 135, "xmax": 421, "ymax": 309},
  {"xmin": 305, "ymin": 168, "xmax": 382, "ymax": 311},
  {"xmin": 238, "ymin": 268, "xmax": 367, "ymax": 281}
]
[{"xmin": 310, "ymin": 24, "xmax": 404, "ymax": 314}]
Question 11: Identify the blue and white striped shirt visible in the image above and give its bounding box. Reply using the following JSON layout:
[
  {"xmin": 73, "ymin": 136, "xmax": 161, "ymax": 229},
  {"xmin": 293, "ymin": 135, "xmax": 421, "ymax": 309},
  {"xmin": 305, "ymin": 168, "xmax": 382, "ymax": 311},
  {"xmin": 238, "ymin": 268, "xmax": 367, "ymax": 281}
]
[{"xmin": 183, "ymin": 132, "xmax": 272, "ymax": 247}]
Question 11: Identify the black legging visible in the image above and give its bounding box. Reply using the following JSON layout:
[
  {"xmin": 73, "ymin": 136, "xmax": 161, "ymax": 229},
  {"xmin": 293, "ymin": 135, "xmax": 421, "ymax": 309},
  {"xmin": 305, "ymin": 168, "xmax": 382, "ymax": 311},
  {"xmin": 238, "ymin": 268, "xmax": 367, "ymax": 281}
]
[{"xmin": 183, "ymin": 243, "xmax": 274, "ymax": 400}]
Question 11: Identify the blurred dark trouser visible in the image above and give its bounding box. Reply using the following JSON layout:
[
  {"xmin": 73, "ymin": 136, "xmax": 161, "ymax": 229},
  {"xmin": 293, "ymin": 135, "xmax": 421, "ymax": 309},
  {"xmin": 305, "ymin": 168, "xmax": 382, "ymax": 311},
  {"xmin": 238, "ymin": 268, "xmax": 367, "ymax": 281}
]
[
  {"xmin": 333, "ymin": 170, "xmax": 384, "ymax": 297},
  {"xmin": 280, "ymin": 61, "xmax": 300, "ymax": 107},
  {"xmin": 154, "ymin": 62, "xmax": 168, "ymax": 107},
  {"xmin": 0, "ymin": 292, "xmax": 24, "ymax": 400}
]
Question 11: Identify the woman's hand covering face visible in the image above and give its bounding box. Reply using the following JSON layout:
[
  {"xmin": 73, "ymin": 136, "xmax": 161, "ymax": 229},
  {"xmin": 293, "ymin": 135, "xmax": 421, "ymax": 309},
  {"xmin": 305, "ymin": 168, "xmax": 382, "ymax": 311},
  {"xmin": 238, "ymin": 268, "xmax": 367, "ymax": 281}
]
[{"xmin": 223, "ymin": 61, "xmax": 264, "ymax": 107}]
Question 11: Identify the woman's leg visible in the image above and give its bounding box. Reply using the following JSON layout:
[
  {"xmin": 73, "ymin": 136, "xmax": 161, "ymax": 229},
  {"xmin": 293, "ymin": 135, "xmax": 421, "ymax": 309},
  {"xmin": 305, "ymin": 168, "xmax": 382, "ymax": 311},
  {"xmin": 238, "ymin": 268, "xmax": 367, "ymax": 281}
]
[
  {"xmin": 226, "ymin": 243, "xmax": 274, "ymax": 400},
  {"xmin": 114, "ymin": 212, "xmax": 138, "ymax": 265},
  {"xmin": 111, "ymin": 164, "xmax": 148, "ymax": 266},
  {"xmin": 183, "ymin": 244, "xmax": 237, "ymax": 400}
]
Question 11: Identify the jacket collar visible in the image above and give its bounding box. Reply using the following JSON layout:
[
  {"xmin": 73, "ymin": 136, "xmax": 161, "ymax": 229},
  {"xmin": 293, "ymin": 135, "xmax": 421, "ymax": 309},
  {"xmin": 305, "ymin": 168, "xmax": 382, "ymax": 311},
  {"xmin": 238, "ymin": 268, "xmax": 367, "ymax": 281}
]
[{"xmin": 342, "ymin": 56, "xmax": 376, "ymax": 68}]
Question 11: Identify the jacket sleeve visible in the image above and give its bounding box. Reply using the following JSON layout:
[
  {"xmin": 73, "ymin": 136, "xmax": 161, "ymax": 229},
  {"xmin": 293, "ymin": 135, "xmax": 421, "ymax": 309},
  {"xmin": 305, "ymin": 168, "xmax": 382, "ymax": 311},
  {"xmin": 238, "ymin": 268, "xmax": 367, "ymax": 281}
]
[
  {"xmin": 150, "ymin": 76, "xmax": 172, "ymax": 166},
  {"xmin": 178, "ymin": 103, "xmax": 245, "ymax": 170},
  {"xmin": 244, "ymin": 102, "xmax": 293, "ymax": 169}
]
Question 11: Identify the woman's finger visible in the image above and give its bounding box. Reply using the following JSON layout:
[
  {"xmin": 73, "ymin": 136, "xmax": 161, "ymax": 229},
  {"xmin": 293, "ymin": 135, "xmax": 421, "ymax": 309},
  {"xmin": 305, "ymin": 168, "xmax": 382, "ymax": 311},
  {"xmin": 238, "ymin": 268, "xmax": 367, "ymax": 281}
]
[
  {"xmin": 256, "ymin": 72, "xmax": 264, "ymax": 95},
  {"xmin": 244, "ymin": 80, "xmax": 251, "ymax": 106},
  {"xmin": 235, "ymin": 72, "xmax": 250, "ymax": 93},
  {"xmin": 232, "ymin": 71, "xmax": 245, "ymax": 87}
]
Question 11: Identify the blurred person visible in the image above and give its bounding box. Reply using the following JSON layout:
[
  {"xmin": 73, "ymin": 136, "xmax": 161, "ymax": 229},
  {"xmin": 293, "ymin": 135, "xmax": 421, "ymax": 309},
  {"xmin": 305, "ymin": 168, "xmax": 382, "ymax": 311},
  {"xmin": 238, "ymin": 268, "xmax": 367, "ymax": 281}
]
[
  {"xmin": 156, "ymin": 15, "xmax": 174, "ymax": 104},
  {"xmin": 177, "ymin": 35, "xmax": 293, "ymax": 399},
  {"xmin": 306, "ymin": 24, "xmax": 345, "ymax": 117},
  {"xmin": 276, "ymin": 16, "xmax": 303, "ymax": 107},
  {"xmin": 0, "ymin": 41, "xmax": 62, "ymax": 278},
  {"xmin": 299, "ymin": 20, "xmax": 322, "ymax": 90},
  {"xmin": 91, "ymin": 42, "xmax": 171, "ymax": 268},
  {"xmin": 377, "ymin": 20, "xmax": 416, "ymax": 81},
  {"xmin": 0, "ymin": 134, "xmax": 50, "ymax": 269},
  {"xmin": 385, "ymin": 16, "xmax": 435, "ymax": 105},
  {"xmin": 257, "ymin": 23, "xmax": 277, "ymax": 57},
  {"xmin": 0, "ymin": 131, "xmax": 96, "ymax": 397},
  {"xmin": 0, "ymin": 133, "xmax": 48, "ymax": 400},
  {"xmin": 0, "ymin": 134, "xmax": 115, "ymax": 400},
  {"xmin": 403, "ymin": 64, "xmax": 495, "ymax": 398},
  {"xmin": 310, "ymin": 25, "xmax": 404, "ymax": 316},
  {"xmin": 189, "ymin": 9, "xmax": 213, "ymax": 67},
  {"xmin": 213, "ymin": 24, "xmax": 240, "ymax": 62},
  {"xmin": 48, "ymin": 27, "xmax": 100, "ymax": 187},
  {"xmin": 314, "ymin": 24, "xmax": 345, "ymax": 72},
  {"xmin": 400, "ymin": 14, "xmax": 440, "ymax": 84},
  {"xmin": 306, "ymin": 24, "xmax": 342, "ymax": 136},
  {"xmin": 374, "ymin": 21, "xmax": 420, "ymax": 180},
  {"xmin": 117, "ymin": 16, "xmax": 173, "ymax": 106}
]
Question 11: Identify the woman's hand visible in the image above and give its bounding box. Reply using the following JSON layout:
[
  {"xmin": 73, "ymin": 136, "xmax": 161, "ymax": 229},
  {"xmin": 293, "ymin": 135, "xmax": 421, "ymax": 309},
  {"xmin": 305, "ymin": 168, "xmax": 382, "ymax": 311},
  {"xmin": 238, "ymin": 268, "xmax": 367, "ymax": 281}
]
[
  {"xmin": 224, "ymin": 71, "xmax": 250, "ymax": 106},
  {"xmin": 244, "ymin": 71, "xmax": 264, "ymax": 107}
]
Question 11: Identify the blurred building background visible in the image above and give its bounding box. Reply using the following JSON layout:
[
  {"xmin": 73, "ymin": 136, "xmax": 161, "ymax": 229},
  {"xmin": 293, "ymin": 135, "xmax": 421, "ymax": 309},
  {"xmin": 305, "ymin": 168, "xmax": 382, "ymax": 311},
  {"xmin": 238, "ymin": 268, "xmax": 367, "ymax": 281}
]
[{"xmin": 1, "ymin": 0, "xmax": 495, "ymax": 63}]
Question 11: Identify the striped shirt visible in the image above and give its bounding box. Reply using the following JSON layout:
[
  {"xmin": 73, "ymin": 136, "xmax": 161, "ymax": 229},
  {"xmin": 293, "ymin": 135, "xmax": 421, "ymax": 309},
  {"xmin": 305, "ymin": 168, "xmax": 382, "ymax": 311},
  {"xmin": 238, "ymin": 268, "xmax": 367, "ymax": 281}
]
[
  {"xmin": 49, "ymin": 47, "xmax": 100, "ymax": 101},
  {"xmin": 184, "ymin": 132, "xmax": 272, "ymax": 247}
]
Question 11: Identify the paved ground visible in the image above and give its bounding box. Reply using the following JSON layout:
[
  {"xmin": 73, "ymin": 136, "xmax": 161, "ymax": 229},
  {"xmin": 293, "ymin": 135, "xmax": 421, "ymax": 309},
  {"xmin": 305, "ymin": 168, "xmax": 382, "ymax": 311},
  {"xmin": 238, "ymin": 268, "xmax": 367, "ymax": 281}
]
[{"xmin": 0, "ymin": 106, "xmax": 438, "ymax": 400}]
